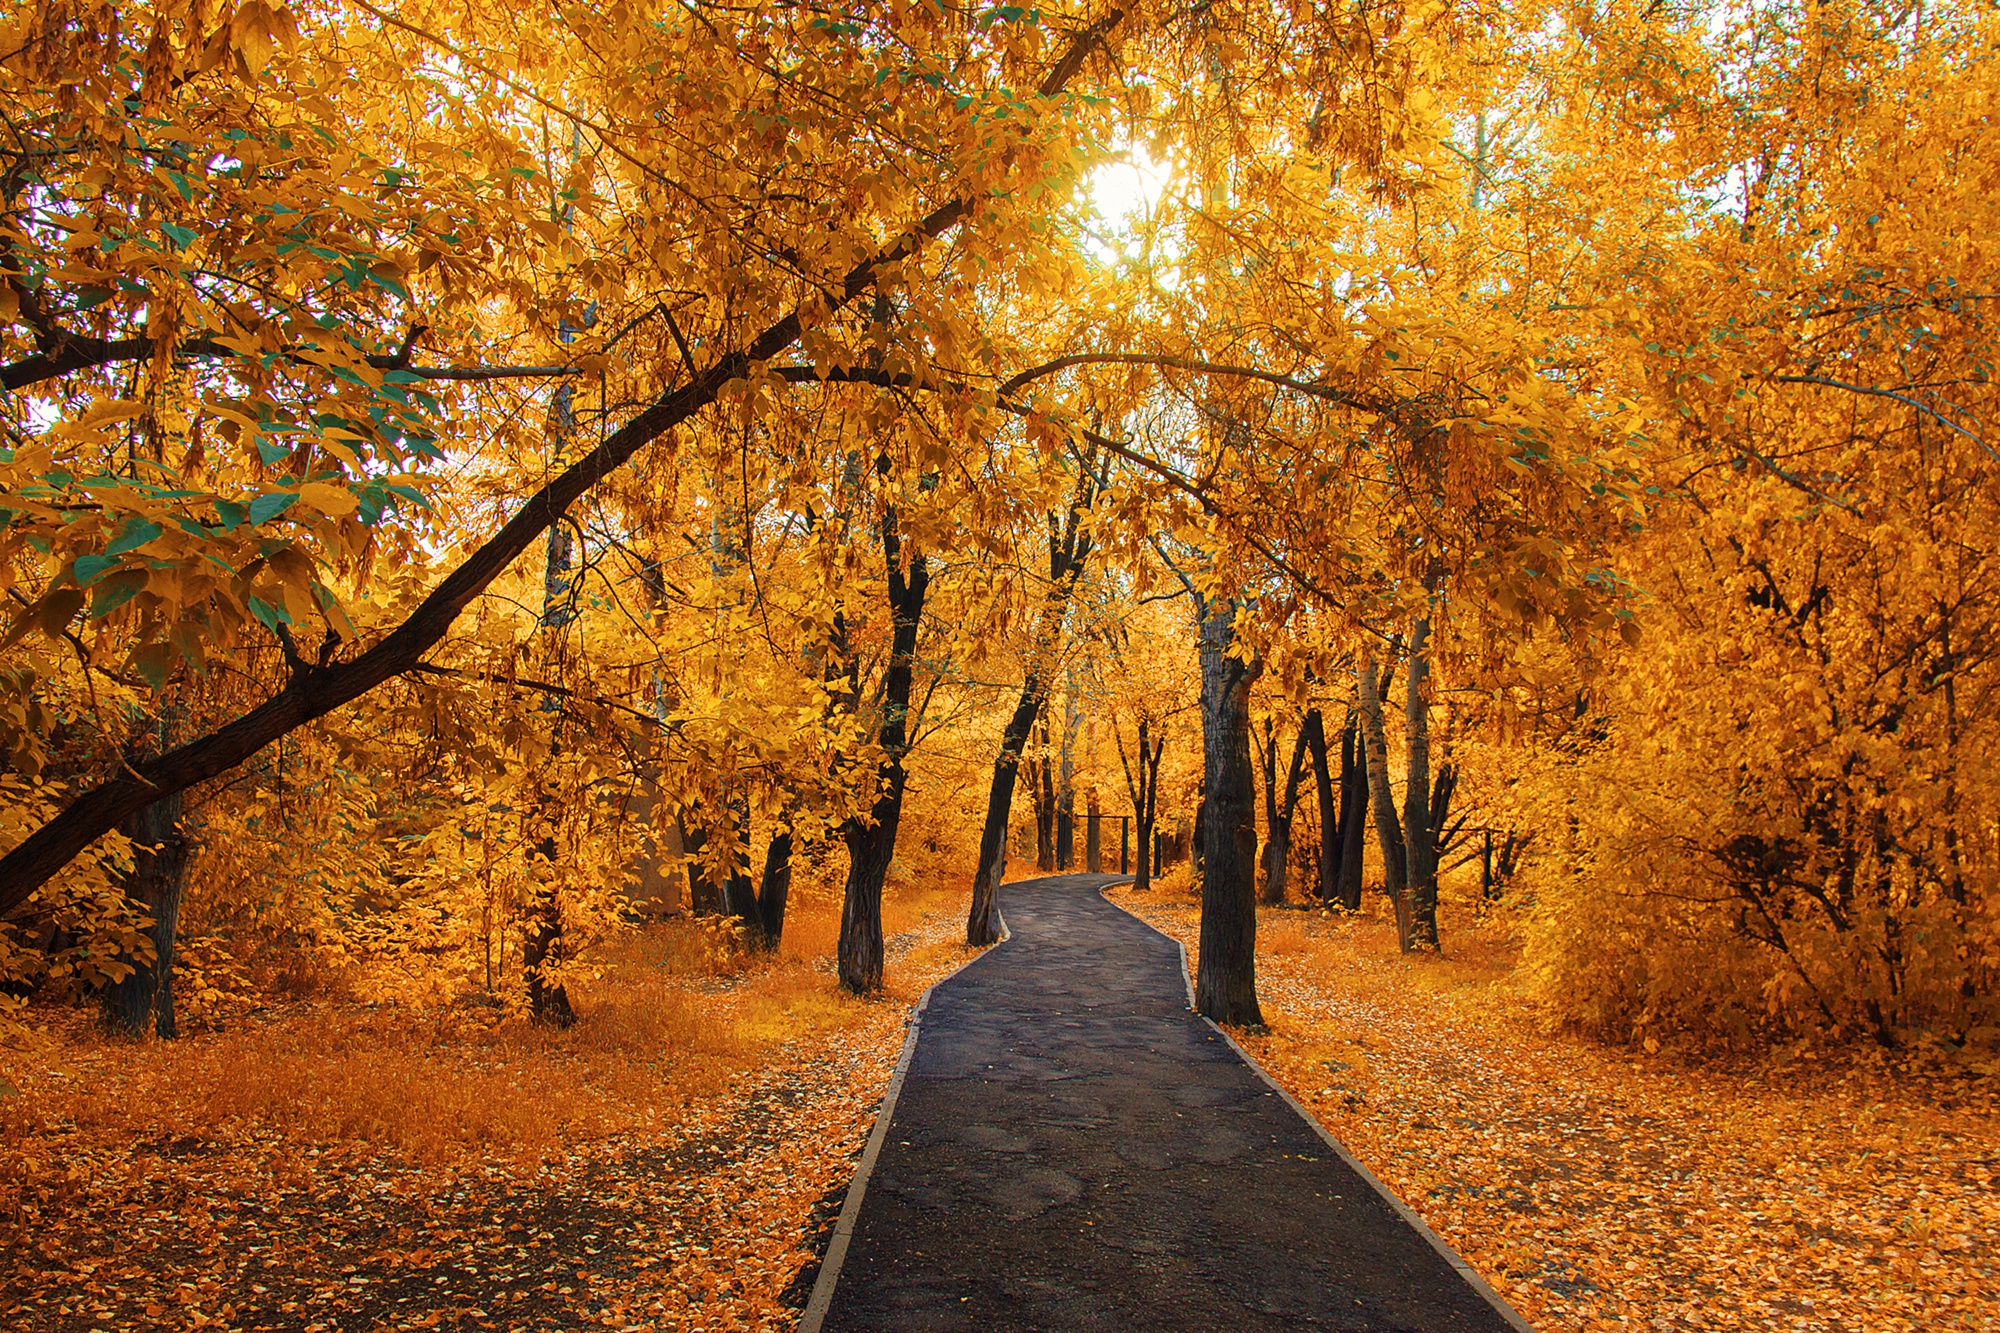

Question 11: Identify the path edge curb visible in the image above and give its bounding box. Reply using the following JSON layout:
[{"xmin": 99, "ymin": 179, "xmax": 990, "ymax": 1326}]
[
  {"xmin": 795, "ymin": 905, "xmax": 1012, "ymax": 1333},
  {"xmin": 1100, "ymin": 889, "xmax": 1538, "ymax": 1333}
]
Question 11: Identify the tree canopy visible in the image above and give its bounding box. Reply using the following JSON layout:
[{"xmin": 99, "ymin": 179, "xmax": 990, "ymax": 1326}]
[{"xmin": 2, "ymin": 0, "xmax": 1995, "ymax": 1049}]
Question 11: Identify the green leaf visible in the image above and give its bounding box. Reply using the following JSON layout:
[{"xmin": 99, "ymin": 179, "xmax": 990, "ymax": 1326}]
[
  {"xmin": 103, "ymin": 518, "xmax": 163, "ymax": 558},
  {"xmin": 130, "ymin": 640, "xmax": 180, "ymax": 688},
  {"xmin": 87, "ymin": 570, "xmax": 146, "ymax": 618},
  {"xmin": 161, "ymin": 223, "xmax": 197, "ymax": 250},
  {"xmin": 215, "ymin": 499, "xmax": 247, "ymax": 533},
  {"xmin": 248, "ymin": 492, "xmax": 298, "ymax": 526},
  {"xmin": 71, "ymin": 553, "xmax": 118, "ymax": 586},
  {"xmin": 246, "ymin": 595, "xmax": 292, "ymax": 632}
]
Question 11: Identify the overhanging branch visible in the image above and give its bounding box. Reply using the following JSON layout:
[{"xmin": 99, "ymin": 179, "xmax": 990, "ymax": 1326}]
[{"xmin": 0, "ymin": 10, "xmax": 1127, "ymax": 906}]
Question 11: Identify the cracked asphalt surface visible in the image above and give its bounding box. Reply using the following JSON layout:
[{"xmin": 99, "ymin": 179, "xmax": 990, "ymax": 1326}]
[{"xmin": 817, "ymin": 872, "xmax": 1522, "ymax": 1332}]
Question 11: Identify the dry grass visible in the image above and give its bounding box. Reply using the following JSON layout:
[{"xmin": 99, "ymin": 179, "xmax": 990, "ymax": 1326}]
[
  {"xmin": 2, "ymin": 879, "xmax": 963, "ymax": 1175},
  {"xmin": 0, "ymin": 879, "xmax": 976, "ymax": 1332}
]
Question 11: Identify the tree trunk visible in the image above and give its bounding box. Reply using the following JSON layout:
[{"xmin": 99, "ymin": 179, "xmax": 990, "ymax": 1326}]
[
  {"xmin": 527, "ymin": 517, "xmax": 578, "ymax": 1026},
  {"xmin": 1258, "ymin": 721, "xmax": 1280, "ymax": 897},
  {"xmin": 968, "ymin": 466, "xmax": 1095, "ymax": 943},
  {"xmin": 838, "ymin": 510, "xmax": 930, "ymax": 995},
  {"xmin": 1056, "ymin": 673, "xmax": 1078, "ymax": 869},
  {"xmin": 1260, "ymin": 721, "xmax": 1311, "ymax": 906},
  {"xmin": 1401, "ymin": 616, "xmax": 1440, "ymax": 951},
  {"xmin": 681, "ymin": 817, "xmax": 724, "ymax": 915},
  {"xmin": 1336, "ymin": 716, "xmax": 1368, "ymax": 913},
  {"xmin": 1194, "ymin": 597, "xmax": 1264, "ymax": 1026},
  {"xmin": 522, "ymin": 869, "xmax": 576, "ymax": 1027},
  {"xmin": 1031, "ymin": 723, "xmax": 1057, "ymax": 871},
  {"xmin": 740, "ymin": 827, "xmax": 791, "ymax": 950},
  {"xmin": 103, "ymin": 788, "xmax": 189, "ymax": 1039},
  {"xmin": 1304, "ymin": 710, "xmax": 1338, "ymax": 903},
  {"xmin": 719, "ymin": 795, "xmax": 759, "ymax": 932},
  {"xmin": 1086, "ymin": 794, "xmax": 1102, "ymax": 873},
  {"xmin": 1118, "ymin": 714, "xmax": 1163, "ymax": 892},
  {"xmin": 0, "ymin": 12, "xmax": 1129, "ymax": 929},
  {"xmin": 1355, "ymin": 642, "xmax": 1411, "ymax": 949},
  {"xmin": 967, "ymin": 689, "xmax": 1038, "ymax": 944},
  {"xmin": 1191, "ymin": 797, "xmax": 1206, "ymax": 877}
]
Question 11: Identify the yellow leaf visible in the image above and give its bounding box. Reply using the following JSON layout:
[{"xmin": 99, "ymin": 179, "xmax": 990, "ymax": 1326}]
[{"xmin": 299, "ymin": 481, "xmax": 359, "ymax": 517}]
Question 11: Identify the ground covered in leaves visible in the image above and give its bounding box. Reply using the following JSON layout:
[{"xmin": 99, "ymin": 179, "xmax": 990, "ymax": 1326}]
[
  {"xmin": 1110, "ymin": 883, "xmax": 1998, "ymax": 1333},
  {"xmin": 0, "ymin": 898, "xmax": 970, "ymax": 1333}
]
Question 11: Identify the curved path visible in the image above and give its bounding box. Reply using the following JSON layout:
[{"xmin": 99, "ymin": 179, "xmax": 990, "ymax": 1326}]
[{"xmin": 805, "ymin": 873, "xmax": 1529, "ymax": 1332}]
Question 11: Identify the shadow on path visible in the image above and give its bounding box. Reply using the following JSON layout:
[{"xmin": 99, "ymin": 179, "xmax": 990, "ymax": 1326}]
[{"xmin": 811, "ymin": 873, "xmax": 1528, "ymax": 1332}]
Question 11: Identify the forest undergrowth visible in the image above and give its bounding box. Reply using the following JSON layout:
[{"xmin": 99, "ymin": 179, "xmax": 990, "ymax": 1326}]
[
  {"xmin": 0, "ymin": 885, "xmax": 970, "ymax": 1333},
  {"xmin": 1109, "ymin": 879, "xmax": 1998, "ymax": 1333}
]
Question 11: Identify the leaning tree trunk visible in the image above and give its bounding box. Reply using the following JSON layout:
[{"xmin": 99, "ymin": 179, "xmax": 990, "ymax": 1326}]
[
  {"xmin": 1194, "ymin": 597, "xmax": 1264, "ymax": 1026},
  {"xmin": 966, "ymin": 689, "xmax": 1038, "ymax": 944},
  {"xmin": 838, "ymin": 511, "xmax": 930, "ymax": 995},
  {"xmin": 967, "ymin": 463, "xmax": 1096, "ymax": 941},
  {"xmin": 1356, "ymin": 642, "xmax": 1411, "ymax": 950},
  {"xmin": 104, "ymin": 783, "xmax": 189, "ymax": 1039},
  {"xmin": 1401, "ymin": 616, "xmax": 1441, "ymax": 950}
]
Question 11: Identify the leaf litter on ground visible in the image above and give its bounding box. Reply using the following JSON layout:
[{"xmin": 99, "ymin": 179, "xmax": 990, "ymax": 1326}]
[
  {"xmin": 1108, "ymin": 884, "xmax": 1997, "ymax": 1333},
  {"xmin": 0, "ymin": 903, "xmax": 972, "ymax": 1333}
]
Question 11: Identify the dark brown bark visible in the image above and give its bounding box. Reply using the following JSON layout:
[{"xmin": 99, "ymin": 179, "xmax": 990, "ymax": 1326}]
[
  {"xmin": 102, "ymin": 790, "xmax": 189, "ymax": 1039},
  {"xmin": 1303, "ymin": 710, "xmax": 1339, "ymax": 903},
  {"xmin": 1055, "ymin": 674, "xmax": 1079, "ymax": 869},
  {"xmin": 1335, "ymin": 716, "xmax": 1369, "ymax": 912},
  {"xmin": 1258, "ymin": 717, "xmax": 1312, "ymax": 906},
  {"xmin": 1116, "ymin": 713, "xmax": 1164, "ymax": 892},
  {"xmin": 1194, "ymin": 597, "xmax": 1263, "ymax": 1026},
  {"xmin": 1032, "ymin": 726, "xmax": 1057, "ymax": 870},
  {"xmin": 526, "ymin": 514, "xmax": 579, "ymax": 1026},
  {"xmin": 522, "ymin": 854, "xmax": 576, "ymax": 1027},
  {"xmin": 1401, "ymin": 616, "xmax": 1441, "ymax": 951},
  {"xmin": 1356, "ymin": 642, "xmax": 1410, "ymax": 947},
  {"xmin": 718, "ymin": 799, "xmax": 759, "ymax": 931},
  {"xmin": 0, "ymin": 15, "xmax": 1126, "ymax": 911},
  {"xmin": 838, "ymin": 508, "xmax": 930, "ymax": 995},
  {"xmin": 967, "ymin": 468, "xmax": 1096, "ymax": 944},
  {"xmin": 967, "ymin": 689, "xmax": 1041, "ymax": 943},
  {"xmin": 1191, "ymin": 797, "xmax": 1206, "ymax": 877},
  {"xmin": 680, "ymin": 818, "xmax": 724, "ymax": 915},
  {"xmin": 753, "ymin": 828, "xmax": 793, "ymax": 950}
]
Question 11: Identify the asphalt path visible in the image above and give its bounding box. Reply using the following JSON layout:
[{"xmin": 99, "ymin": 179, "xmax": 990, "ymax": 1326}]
[{"xmin": 807, "ymin": 872, "xmax": 1529, "ymax": 1332}]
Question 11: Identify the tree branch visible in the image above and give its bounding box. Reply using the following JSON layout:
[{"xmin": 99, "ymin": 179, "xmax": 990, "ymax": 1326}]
[
  {"xmin": 0, "ymin": 11, "xmax": 1126, "ymax": 906},
  {"xmin": 1, "ymin": 328, "xmax": 583, "ymax": 391}
]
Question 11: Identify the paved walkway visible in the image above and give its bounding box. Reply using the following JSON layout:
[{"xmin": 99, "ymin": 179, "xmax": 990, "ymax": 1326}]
[{"xmin": 809, "ymin": 873, "xmax": 1527, "ymax": 1332}]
